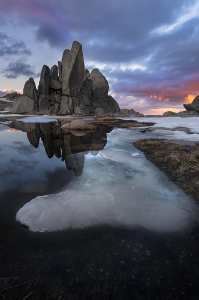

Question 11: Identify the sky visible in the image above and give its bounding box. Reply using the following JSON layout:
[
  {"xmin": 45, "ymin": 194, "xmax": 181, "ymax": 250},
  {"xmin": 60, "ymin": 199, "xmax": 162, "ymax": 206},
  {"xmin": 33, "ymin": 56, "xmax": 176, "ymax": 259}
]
[{"xmin": 0, "ymin": 0, "xmax": 199, "ymax": 114}]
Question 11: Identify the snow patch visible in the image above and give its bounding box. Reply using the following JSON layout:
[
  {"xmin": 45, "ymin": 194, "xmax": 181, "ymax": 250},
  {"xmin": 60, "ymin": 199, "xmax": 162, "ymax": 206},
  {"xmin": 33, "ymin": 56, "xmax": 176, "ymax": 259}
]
[
  {"xmin": 135, "ymin": 117, "xmax": 199, "ymax": 133},
  {"xmin": 133, "ymin": 117, "xmax": 199, "ymax": 141}
]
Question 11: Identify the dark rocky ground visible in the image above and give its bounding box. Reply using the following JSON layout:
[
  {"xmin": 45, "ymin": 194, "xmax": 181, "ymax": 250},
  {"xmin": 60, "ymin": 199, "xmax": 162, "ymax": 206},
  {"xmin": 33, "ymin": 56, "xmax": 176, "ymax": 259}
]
[
  {"xmin": 1, "ymin": 221, "xmax": 199, "ymax": 300},
  {"xmin": 134, "ymin": 139, "xmax": 199, "ymax": 201},
  {"xmin": 0, "ymin": 167, "xmax": 199, "ymax": 300}
]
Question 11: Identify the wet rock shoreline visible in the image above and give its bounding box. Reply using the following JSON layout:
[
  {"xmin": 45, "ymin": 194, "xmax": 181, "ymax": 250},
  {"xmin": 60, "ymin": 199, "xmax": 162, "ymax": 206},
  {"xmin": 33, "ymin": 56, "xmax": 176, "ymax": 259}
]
[{"xmin": 134, "ymin": 139, "xmax": 199, "ymax": 201}]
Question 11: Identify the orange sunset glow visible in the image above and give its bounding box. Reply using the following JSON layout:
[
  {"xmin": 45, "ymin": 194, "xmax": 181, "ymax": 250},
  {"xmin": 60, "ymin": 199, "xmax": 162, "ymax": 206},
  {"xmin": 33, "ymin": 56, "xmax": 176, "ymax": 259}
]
[{"xmin": 184, "ymin": 94, "xmax": 196, "ymax": 104}]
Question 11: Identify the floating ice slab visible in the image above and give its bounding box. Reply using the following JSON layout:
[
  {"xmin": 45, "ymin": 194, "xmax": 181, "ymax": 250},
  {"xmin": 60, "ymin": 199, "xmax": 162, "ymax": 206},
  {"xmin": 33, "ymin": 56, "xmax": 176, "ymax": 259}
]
[
  {"xmin": 18, "ymin": 116, "xmax": 58, "ymax": 124},
  {"xmin": 16, "ymin": 128, "xmax": 198, "ymax": 233}
]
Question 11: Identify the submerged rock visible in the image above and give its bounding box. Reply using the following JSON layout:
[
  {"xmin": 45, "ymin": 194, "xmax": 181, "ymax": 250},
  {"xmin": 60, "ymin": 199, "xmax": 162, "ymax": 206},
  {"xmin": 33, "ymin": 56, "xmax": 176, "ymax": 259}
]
[{"xmin": 62, "ymin": 119, "xmax": 96, "ymax": 131}]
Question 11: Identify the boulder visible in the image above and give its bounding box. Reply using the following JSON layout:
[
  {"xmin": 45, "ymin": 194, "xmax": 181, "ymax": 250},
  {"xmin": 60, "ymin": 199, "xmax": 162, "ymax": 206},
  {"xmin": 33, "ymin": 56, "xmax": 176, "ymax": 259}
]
[
  {"xmin": 50, "ymin": 65, "xmax": 59, "ymax": 81},
  {"xmin": 49, "ymin": 93, "xmax": 61, "ymax": 114},
  {"xmin": 62, "ymin": 119, "xmax": 96, "ymax": 131},
  {"xmin": 119, "ymin": 108, "xmax": 144, "ymax": 117},
  {"xmin": 106, "ymin": 95, "xmax": 120, "ymax": 113},
  {"xmin": 58, "ymin": 61, "xmax": 62, "ymax": 81},
  {"xmin": 50, "ymin": 79, "xmax": 62, "ymax": 90},
  {"xmin": 94, "ymin": 95, "xmax": 120, "ymax": 115},
  {"xmin": 163, "ymin": 111, "xmax": 176, "ymax": 117},
  {"xmin": 23, "ymin": 78, "xmax": 38, "ymax": 102},
  {"xmin": 12, "ymin": 96, "xmax": 35, "ymax": 114},
  {"xmin": 184, "ymin": 96, "xmax": 199, "ymax": 113},
  {"xmin": 38, "ymin": 65, "xmax": 51, "ymax": 95},
  {"xmin": 62, "ymin": 41, "xmax": 85, "ymax": 96},
  {"xmin": 90, "ymin": 68, "xmax": 109, "ymax": 98},
  {"xmin": 59, "ymin": 96, "xmax": 73, "ymax": 115},
  {"xmin": 76, "ymin": 78, "xmax": 93, "ymax": 115},
  {"xmin": 38, "ymin": 65, "xmax": 51, "ymax": 113},
  {"xmin": 39, "ymin": 95, "xmax": 49, "ymax": 114}
]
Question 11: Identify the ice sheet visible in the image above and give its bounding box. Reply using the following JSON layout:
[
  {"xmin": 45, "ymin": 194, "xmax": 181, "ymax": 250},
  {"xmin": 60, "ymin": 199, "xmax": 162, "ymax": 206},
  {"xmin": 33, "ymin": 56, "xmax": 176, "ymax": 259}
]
[
  {"xmin": 16, "ymin": 128, "xmax": 198, "ymax": 233},
  {"xmin": 18, "ymin": 116, "xmax": 58, "ymax": 124}
]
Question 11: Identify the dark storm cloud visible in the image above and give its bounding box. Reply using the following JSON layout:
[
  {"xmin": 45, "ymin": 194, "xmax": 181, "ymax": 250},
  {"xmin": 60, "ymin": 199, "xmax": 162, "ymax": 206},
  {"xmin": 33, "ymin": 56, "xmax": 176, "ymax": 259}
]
[
  {"xmin": 36, "ymin": 24, "xmax": 67, "ymax": 46},
  {"xmin": 0, "ymin": 0, "xmax": 189, "ymax": 53},
  {"xmin": 0, "ymin": 0, "xmax": 199, "ymax": 109},
  {"xmin": 0, "ymin": 32, "xmax": 31, "ymax": 57},
  {"xmin": 3, "ymin": 61, "xmax": 36, "ymax": 79}
]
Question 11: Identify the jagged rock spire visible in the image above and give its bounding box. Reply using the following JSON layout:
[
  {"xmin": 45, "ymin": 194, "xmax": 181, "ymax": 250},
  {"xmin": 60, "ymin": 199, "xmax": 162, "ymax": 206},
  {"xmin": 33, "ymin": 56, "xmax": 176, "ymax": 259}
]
[
  {"xmin": 13, "ymin": 41, "xmax": 120, "ymax": 116},
  {"xmin": 62, "ymin": 41, "xmax": 85, "ymax": 96}
]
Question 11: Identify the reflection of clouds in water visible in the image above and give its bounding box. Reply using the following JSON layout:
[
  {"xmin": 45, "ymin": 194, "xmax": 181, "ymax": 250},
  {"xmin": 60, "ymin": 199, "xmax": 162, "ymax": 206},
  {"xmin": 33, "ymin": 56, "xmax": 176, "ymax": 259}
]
[
  {"xmin": 0, "ymin": 129, "xmax": 70, "ymax": 193},
  {"xmin": 0, "ymin": 122, "xmax": 109, "ymax": 195},
  {"xmin": 17, "ymin": 116, "xmax": 57, "ymax": 124},
  {"xmin": 12, "ymin": 141, "xmax": 37, "ymax": 154},
  {"xmin": 17, "ymin": 129, "xmax": 198, "ymax": 233}
]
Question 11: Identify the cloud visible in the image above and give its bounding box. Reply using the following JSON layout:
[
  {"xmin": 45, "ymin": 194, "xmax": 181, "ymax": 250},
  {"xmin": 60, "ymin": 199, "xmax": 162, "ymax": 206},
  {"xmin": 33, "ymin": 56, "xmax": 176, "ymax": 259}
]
[
  {"xmin": 152, "ymin": 0, "xmax": 199, "ymax": 35},
  {"xmin": 0, "ymin": 32, "xmax": 31, "ymax": 57},
  {"xmin": 3, "ymin": 61, "xmax": 37, "ymax": 79},
  {"xmin": 1, "ymin": 0, "xmax": 199, "ymax": 113},
  {"xmin": 36, "ymin": 24, "xmax": 67, "ymax": 46}
]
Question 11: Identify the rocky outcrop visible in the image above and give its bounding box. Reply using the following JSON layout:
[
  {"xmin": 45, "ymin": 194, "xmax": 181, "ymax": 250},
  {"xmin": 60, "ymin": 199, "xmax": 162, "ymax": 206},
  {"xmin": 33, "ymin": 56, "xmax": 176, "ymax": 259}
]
[
  {"xmin": 12, "ymin": 41, "xmax": 120, "ymax": 116},
  {"xmin": 23, "ymin": 78, "xmax": 38, "ymax": 110},
  {"xmin": 90, "ymin": 69, "xmax": 109, "ymax": 98},
  {"xmin": 163, "ymin": 110, "xmax": 199, "ymax": 117},
  {"xmin": 163, "ymin": 111, "xmax": 177, "ymax": 117},
  {"xmin": 23, "ymin": 78, "xmax": 38, "ymax": 101},
  {"xmin": 12, "ymin": 96, "xmax": 35, "ymax": 114},
  {"xmin": 134, "ymin": 139, "xmax": 199, "ymax": 201},
  {"xmin": 38, "ymin": 65, "xmax": 51, "ymax": 113},
  {"xmin": 119, "ymin": 108, "xmax": 144, "ymax": 117},
  {"xmin": 184, "ymin": 95, "xmax": 199, "ymax": 113},
  {"xmin": 62, "ymin": 41, "xmax": 85, "ymax": 97},
  {"xmin": 90, "ymin": 69, "xmax": 120, "ymax": 115}
]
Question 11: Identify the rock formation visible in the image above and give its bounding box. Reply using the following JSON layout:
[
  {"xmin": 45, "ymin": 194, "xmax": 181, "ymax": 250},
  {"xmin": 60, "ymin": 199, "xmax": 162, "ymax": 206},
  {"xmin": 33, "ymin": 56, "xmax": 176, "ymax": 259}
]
[
  {"xmin": 12, "ymin": 41, "xmax": 120, "ymax": 115},
  {"xmin": 11, "ymin": 121, "xmax": 111, "ymax": 176},
  {"xmin": 184, "ymin": 95, "xmax": 199, "ymax": 113},
  {"xmin": 119, "ymin": 108, "xmax": 144, "ymax": 117}
]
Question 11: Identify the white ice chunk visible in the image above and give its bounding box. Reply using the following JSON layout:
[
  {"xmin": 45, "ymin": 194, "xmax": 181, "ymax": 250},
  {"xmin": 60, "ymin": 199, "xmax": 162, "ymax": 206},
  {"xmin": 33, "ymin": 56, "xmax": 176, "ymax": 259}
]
[{"xmin": 18, "ymin": 116, "xmax": 58, "ymax": 124}]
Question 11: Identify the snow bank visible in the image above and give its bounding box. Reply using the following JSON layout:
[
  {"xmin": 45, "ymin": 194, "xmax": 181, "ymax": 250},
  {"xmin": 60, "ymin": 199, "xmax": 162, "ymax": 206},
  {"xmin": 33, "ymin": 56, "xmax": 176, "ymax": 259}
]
[{"xmin": 132, "ymin": 117, "xmax": 199, "ymax": 141}]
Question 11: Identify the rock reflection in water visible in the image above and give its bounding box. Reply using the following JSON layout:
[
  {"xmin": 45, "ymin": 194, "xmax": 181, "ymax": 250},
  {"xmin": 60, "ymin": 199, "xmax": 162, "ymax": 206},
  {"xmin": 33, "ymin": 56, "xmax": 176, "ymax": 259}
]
[{"xmin": 11, "ymin": 121, "xmax": 111, "ymax": 176}]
